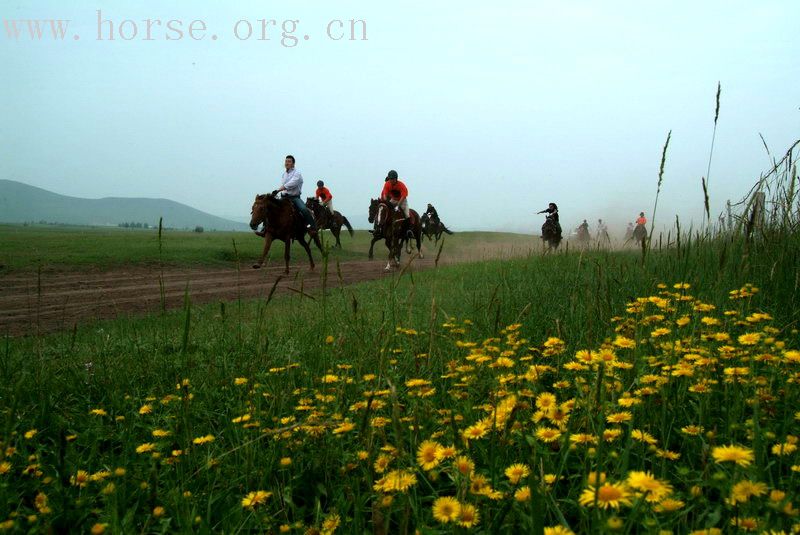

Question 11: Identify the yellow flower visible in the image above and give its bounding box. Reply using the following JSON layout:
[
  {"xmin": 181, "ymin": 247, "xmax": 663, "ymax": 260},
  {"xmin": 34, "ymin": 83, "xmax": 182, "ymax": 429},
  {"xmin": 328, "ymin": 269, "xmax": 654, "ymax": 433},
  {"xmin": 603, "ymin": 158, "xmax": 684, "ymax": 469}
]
[
  {"xmin": 234, "ymin": 377, "xmax": 248, "ymax": 386},
  {"xmin": 462, "ymin": 421, "xmax": 489, "ymax": 441},
  {"xmin": 280, "ymin": 457, "xmax": 292, "ymax": 467},
  {"xmin": 737, "ymin": 333, "xmax": 761, "ymax": 345},
  {"xmin": 152, "ymin": 506, "xmax": 165, "ymax": 518},
  {"xmin": 322, "ymin": 512, "xmax": 341, "ymax": 533},
  {"xmin": 432, "ymin": 496, "xmax": 461, "ymax": 524},
  {"xmin": 241, "ymin": 490, "xmax": 272, "ymax": 509},
  {"xmin": 192, "ymin": 434, "xmax": 215, "ymax": 445},
  {"xmin": 654, "ymin": 498, "xmax": 685, "ymax": 512},
  {"xmin": 24, "ymin": 429, "xmax": 37, "ymax": 440},
  {"xmin": 373, "ymin": 469, "xmax": 417, "ymax": 493},
  {"xmin": 626, "ymin": 471, "xmax": 672, "ymax": 502},
  {"xmin": 152, "ymin": 429, "xmax": 171, "ymax": 438},
  {"xmin": 613, "ymin": 336, "xmax": 636, "ymax": 349},
  {"xmin": 0, "ymin": 462, "xmax": 11, "ymax": 475},
  {"xmin": 325, "ymin": 335, "xmax": 335, "ymax": 344},
  {"xmin": 536, "ymin": 427, "xmax": 562, "ymax": 443},
  {"xmin": 728, "ymin": 480, "xmax": 767, "ymax": 505},
  {"xmin": 90, "ymin": 523, "xmax": 107, "ymax": 534},
  {"xmin": 136, "ymin": 443, "xmax": 156, "ymax": 454},
  {"xmin": 504, "ymin": 463, "xmax": 530, "ymax": 485},
  {"xmin": 89, "ymin": 408, "xmax": 107, "ymax": 416},
  {"xmin": 578, "ymin": 483, "xmax": 633, "ymax": 509},
  {"xmin": 712, "ymin": 444, "xmax": 754, "ymax": 467},
  {"xmin": 332, "ymin": 421, "xmax": 355, "ymax": 435},
  {"xmin": 138, "ymin": 404, "xmax": 153, "ymax": 415},
  {"xmin": 416, "ymin": 440, "xmax": 442, "ymax": 471},
  {"xmin": 544, "ymin": 527, "xmax": 575, "ymax": 535},
  {"xmin": 457, "ymin": 503, "xmax": 479, "ymax": 528},
  {"xmin": 453, "ymin": 455, "xmax": 474, "ymax": 476}
]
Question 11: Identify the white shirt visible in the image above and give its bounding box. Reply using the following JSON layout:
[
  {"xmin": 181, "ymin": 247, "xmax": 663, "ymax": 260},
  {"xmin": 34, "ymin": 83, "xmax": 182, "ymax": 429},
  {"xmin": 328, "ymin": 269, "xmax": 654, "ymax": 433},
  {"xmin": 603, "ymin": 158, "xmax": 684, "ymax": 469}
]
[{"xmin": 281, "ymin": 168, "xmax": 303, "ymax": 196}]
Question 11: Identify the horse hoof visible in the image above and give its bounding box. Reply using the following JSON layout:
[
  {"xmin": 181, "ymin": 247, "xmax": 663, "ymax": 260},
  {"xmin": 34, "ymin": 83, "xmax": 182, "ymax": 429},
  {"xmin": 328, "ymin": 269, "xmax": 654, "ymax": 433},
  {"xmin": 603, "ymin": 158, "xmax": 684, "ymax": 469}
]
[
  {"xmin": 252, "ymin": 264, "xmax": 261, "ymax": 269},
  {"xmin": 419, "ymin": 253, "xmax": 424, "ymax": 259}
]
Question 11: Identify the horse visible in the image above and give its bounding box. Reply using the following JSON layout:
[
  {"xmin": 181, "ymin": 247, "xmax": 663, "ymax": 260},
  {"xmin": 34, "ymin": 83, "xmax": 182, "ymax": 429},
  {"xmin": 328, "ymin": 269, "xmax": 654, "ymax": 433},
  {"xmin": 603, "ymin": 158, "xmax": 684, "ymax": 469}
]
[
  {"xmin": 305, "ymin": 197, "xmax": 354, "ymax": 248},
  {"xmin": 421, "ymin": 212, "xmax": 454, "ymax": 243},
  {"xmin": 541, "ymin": 218, "xmax": 562, "ymax": 250},
  {"xmin": 632, "ymin": 223, "xmax": 647, "ymax": 246},
  {"xmin": 576, "ymin": 226, "xmax": 590, "ymax": 246},
  {"xmin": 249, "ymin": 193, "xmax": 324, "ymax": 273},
  {"xmin": 368, "ymin": 199, "xmax": 423, "ymax": 269}
]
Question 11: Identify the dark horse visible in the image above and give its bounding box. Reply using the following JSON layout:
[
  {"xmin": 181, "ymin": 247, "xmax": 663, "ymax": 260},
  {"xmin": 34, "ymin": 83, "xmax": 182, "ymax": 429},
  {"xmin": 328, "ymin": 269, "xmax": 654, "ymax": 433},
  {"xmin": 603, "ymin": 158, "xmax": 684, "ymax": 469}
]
[
  {"xmin": 249, "ymin": 194, "xmax": 324, "ymax": 273},
  {"xmin": 367, "ymin": 199, "xmax": 423, "ymax": 269},
  {"xmin": 576, "ymin": 226, "xmax": 590, "ymax": 246},
  {"xmin": 421, "ymin": 212, "xmax": 454, "ymax": 243},
  {"xmin": 541, "ymin": 218, "xmax": 563, "ymax": 250},
  {"xmin": 305, "ymin": 197, "xmax": 354, "ymax": 248},
  {"xmin": 632, "ymin": 223, "xmax": 647, "ymax": 246}
]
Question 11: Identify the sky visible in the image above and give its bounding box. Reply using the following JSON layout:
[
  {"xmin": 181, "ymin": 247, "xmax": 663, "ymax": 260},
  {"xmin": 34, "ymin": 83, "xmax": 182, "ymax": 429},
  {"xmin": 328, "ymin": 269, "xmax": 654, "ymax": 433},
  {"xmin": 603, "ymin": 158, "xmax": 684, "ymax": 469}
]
[{"xmin": 1, "ymin": 0, "xmax": 798, "ymax": 234}]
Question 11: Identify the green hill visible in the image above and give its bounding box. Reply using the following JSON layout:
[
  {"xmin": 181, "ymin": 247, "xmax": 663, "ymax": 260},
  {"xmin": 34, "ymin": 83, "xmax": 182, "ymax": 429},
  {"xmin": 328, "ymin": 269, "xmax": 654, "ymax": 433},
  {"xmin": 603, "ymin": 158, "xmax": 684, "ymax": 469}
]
[{"xmin": 0, "ymin": 179, "xmax": 248, "ymax": 231}]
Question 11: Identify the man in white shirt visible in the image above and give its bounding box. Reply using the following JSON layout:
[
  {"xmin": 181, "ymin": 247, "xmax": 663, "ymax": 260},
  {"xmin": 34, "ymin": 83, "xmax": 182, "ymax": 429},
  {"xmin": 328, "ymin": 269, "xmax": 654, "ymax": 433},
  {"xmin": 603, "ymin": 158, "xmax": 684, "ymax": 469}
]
[{"xmin": 272, "ymin": 155, "xmax": 317, "ymax": 236}]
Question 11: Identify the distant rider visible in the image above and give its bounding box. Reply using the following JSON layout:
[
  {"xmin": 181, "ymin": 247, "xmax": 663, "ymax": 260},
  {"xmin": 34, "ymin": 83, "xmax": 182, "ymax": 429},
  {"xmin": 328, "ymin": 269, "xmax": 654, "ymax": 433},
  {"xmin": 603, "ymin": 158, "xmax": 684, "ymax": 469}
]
[
  {"xmin": 272, "ymin": 154, "xmax": 317, "ymax": 237},
  {"xmin": 597, "ymin": 219, "xmax": 610, "ymax": 242},
  {"xmin": 426, "ymin": 203, "xmax": 440, "ymax": 226},
  {"xmin": 636, "ymin": 212, "xmax": 647, "ymax": 226},
  {"xmin": 315, "ymin": 180, "xmax": 334, "ymax": 214}
]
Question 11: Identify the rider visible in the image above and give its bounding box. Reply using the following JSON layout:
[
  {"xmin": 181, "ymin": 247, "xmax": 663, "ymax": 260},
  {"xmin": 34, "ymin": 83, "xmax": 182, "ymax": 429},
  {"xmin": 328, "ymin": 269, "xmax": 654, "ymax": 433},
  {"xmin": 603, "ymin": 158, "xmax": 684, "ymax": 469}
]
[
  {"xmin": 597, "ymin": 219, "xmax": 609, "ymax": 241},
  {"xmin": 272, "ymin": 154, "xmax": 317, "ymax": 237},
  {"xmin": 426, "ymin": 203, "xmax": 440, "ymax": 226},
  {"xmin": 315, "ymin": 180, "xmax": 333, "ymax": 214},
  {"xmin": 636, "ymin": 212, "xmax": 647, "ymax": 226},
  {"xmin": 381, "ymin": 170, "xmax": 409, "ymax": 220},
  {"xmin": 578, "ymin": 219, "xmax": 589, "ymax": 233},
  {"xmin": 537, "ymin": 203, "xmax": 559, "ymax": 223}
]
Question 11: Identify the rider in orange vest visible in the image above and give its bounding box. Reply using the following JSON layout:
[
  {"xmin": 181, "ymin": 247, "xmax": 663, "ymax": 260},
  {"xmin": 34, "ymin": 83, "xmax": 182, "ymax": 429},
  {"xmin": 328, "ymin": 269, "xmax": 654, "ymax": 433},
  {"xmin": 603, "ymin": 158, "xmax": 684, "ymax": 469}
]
[
  {"xmin": 381, "ymin": 170, "xmax": 409, "ymax": 219},
  {"xmin": 315, "ymin": 180, "xmax": 333, "ymax": 214},
  {"xmin": 636, "ymin": 212, "xmax": 647, "ymax": 226}
]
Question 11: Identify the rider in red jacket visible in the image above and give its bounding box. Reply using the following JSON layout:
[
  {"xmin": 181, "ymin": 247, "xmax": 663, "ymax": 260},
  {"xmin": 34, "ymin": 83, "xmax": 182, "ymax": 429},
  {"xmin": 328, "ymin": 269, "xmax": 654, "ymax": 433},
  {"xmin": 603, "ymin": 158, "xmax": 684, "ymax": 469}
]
[{"xmin": 381, "ymin": 170, "xmax": 409, "ymax": 219}]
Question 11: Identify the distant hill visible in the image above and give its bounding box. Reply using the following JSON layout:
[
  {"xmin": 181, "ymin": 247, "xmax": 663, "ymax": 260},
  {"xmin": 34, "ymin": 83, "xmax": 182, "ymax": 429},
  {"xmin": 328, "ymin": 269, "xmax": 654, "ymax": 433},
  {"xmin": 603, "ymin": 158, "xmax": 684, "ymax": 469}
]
[{"xmin": 0, "ymin": 180, "xmax": 249, "ymax": 231}]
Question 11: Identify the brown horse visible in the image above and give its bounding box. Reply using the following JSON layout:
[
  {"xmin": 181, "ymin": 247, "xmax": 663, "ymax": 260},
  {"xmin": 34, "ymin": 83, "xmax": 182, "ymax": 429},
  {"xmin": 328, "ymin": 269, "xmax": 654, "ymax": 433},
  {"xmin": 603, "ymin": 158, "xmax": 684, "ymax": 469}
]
[
  {"xmin": 367, "ymin": 199, "xmax": 423, "ymax": 270},
  {"xmin": 305, "ymin": 197, "xmax": 354, "ymax": 248},
  {"xmin": 249, "ymin": 194, "xmax": 324, "ymax": 273}
]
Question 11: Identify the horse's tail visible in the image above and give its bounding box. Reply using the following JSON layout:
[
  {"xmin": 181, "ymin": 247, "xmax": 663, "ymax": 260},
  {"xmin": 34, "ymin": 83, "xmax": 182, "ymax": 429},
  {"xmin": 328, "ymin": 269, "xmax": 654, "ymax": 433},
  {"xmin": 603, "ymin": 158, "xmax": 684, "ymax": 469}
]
[
  {"xmin": 342, "ymin": 216, "xmax": 354, "ymax": 236},
  {"xmin": 442, "ymin": 225, "xmax": 454, "ymax": 235}
]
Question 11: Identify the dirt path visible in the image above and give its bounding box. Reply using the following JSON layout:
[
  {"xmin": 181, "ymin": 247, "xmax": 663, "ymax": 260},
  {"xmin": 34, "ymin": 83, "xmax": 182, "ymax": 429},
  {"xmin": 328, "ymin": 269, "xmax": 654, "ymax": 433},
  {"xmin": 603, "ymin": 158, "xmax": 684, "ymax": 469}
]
[{"xmin": 0, "ymin": 258, "xmax": 438, "ymax": 336}]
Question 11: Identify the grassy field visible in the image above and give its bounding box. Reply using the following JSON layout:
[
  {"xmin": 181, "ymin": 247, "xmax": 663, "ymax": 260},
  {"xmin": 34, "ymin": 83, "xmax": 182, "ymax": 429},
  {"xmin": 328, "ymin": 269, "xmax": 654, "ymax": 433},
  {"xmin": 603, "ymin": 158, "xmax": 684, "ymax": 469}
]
[
  {"xmin": 0, "ymin": 224, "xmax": 538, "ymax": 272},
  {"xmin": 1, "ymin": 218, "xmax": 799, "ymax": 533},
  {"xmin": 1, "ymin": 149, "xmax": 799, "ymax": 533}
]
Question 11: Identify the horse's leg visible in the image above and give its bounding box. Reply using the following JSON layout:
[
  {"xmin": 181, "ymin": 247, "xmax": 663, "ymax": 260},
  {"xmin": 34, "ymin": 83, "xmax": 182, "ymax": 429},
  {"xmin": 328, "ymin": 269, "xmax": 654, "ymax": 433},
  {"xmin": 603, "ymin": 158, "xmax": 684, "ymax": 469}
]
[
  {"xmin": 369, "ymin": 236, "xmax": 379, "ymax": 259},
  {"xmin": 333, "ymin": 226, "xmax": 341, "ymax": 248},
  {"xmin": 283, "ymin": 239, "xmax": 291, "ymax": 274},
  {"xmin": 416, "ymin": 230, "xmax": 423, "ymax": 259},
  {"xmin": 253, "ymin": 234, "xmax": 274, "ymax": 268},
  {"xmin": 300, "ymin": 237, "xmax": 316, "ymax": 270}
]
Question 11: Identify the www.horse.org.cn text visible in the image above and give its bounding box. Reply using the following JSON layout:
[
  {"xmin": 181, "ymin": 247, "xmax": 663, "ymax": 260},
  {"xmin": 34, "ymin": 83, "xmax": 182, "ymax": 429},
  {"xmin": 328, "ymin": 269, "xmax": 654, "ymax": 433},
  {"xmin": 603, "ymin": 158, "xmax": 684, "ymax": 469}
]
[{"xmin": 2, "ymin": 10, "xmax": 368, "ymax": 47}]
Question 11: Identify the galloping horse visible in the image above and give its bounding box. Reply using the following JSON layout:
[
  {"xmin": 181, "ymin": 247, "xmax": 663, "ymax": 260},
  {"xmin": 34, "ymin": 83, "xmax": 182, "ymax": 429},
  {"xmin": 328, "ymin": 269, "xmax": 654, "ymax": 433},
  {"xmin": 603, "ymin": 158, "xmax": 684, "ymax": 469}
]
[
  {"xmin": 305, "ymin": 197, "xmax": 354, "ymax": 248},
  {"xmin": 541, "ymin": 219, "xmax": 563, "ymax": 250},
  {"xmin": 368, "ymin": 199, "xmax": 423, "ymax": 269},
  {"xmin": 576, "ymin": 226, "xmax": 590, "ymax": 246},
  {"xmin": 421, "ymin": 213, "xmax": 454, "ymax": 243},
  {"xmin": 249, "ymin": 193, "xmax": 324, "ymax": 273},
  {"xmin": 632, "ymin": 223, "xmax": 647, "ymax": 246}
]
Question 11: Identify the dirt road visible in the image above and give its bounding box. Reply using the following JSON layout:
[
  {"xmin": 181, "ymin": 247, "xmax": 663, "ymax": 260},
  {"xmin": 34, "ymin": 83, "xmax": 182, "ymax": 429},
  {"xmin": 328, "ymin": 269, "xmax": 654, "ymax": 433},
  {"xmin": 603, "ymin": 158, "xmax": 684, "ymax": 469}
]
[{"xmin": 0, "ymin": 258, "xmax": 437, "ymax": 336}]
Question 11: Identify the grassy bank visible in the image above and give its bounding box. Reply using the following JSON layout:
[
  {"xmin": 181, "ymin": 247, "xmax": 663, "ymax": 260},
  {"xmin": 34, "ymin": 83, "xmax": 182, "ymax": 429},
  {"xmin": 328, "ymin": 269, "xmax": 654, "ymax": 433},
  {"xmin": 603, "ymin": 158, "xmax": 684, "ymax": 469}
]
[{"xmin": 1, "ymin": 217, "xmax": 798, "ymax": 532}]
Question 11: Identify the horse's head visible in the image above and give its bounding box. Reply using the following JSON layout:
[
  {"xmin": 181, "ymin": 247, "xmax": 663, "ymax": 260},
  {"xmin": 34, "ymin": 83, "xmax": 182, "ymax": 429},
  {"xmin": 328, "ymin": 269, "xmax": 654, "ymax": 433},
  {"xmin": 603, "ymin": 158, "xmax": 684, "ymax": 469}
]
[
  {"xmin": 368, "ymin": 198, "xmax": 379, "ymax": 224},
  {"xmin": 250, "ymin": 194, "xmax": 269, "ymax": 230},
  {"xmin": 306, "ymin": 196, "xmax": 320, "ymax": 214}
]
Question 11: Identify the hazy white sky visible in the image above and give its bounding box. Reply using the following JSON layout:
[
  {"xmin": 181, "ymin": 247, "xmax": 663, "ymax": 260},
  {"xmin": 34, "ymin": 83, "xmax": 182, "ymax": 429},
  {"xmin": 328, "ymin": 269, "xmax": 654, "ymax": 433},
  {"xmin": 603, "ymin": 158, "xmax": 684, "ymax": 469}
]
[{"xmin": 1, "ymin": 1, "xmax": 798, "ymax": 233}]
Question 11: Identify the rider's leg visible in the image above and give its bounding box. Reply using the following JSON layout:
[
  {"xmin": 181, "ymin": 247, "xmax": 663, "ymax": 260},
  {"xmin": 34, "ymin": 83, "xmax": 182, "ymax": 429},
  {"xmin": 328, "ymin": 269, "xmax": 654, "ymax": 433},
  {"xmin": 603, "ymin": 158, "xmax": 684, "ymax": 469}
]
[
  {"xmin": 290, "ymin": 197, "xmax": 317, "ymax": 231},
  {"xmin": 323, "ymin": 200, "xmax": 333, "ymax": 214},
  {"xmin": 399, "ymin": 199, "xmax": 409, "ymax": 219}
]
